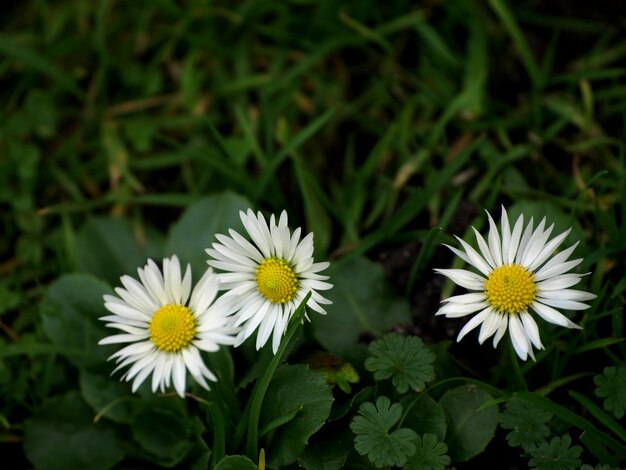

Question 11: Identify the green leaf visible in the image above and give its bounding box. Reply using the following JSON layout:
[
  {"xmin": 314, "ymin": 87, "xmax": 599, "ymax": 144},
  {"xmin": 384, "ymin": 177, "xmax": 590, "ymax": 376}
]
[
  {"xmin": 405, "ymin": 433, "xmax": 451, "ymax": 470},
  {"xmin": 438, "ymin": 385, "xmax": 499, "ymax": 462},
  {"xmin": 261, "ymin": 364, "xmax": 334, "ymax": 468},
  {"xmin": 402, "ymin": 394, "xmax": 447, "ymax": 441},
  {"xmin": 350, "ymin": 396, "xmax": 417, "ymax": 468},
  {"xmin": 75, "ymin": 216, "xmax": 162, "ymax": 286},
  {"xmin": 365, "ymin": 333, "xmax": 435, "ymax": 393},
  {"xmin": 312, "ymin": 257, "xmax": 411, "ymax": 356},
  {"xmin": 306, "ymin": 351, "xmax": 360, "ymax": 394},
  {"xmin": 298, "ymin": 424, "xmax": 353, "ymax": 470},
  {"xmin": 131, "ymin": 403, "xmax": 196, "ymax": 467},
  {"xmin": 40, "ymin": 274, "xmax": 113, "ymax": 369},
  {"xmin": 500, "ymin": 395, "xmax": 553, "ymax": 451},
  {"xmin": 165, "ymin": 192, "xmax": 251, "ymax": 278},
  {"xmin": 79, "ymin": 370, "xmax": 134, "ymax": 424},
  {"xmin": 528, "ymin": 435, "xmax": 583, "ymax": 470},
  {"xmin": 594, "ymin": 366, "xmax": 626, "ymax": 419},
  {"xmin": 23, "ymin": 392, "xmax": 125, "ymax": 470},
  {"xmin": 214, "ymin": 455, "xmax": 258, "ymax": 470}
]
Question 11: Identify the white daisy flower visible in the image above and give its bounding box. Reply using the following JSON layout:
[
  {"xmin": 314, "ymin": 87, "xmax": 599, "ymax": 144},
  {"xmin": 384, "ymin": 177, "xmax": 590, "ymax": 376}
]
[
  {"xmin": 98, "ymin": 255, "xmax": 239, "ymax": 397},
  {"xmin": 435, "ymin": 206, "xmax": 596, "ymax": 361},
  {"xmin": 206, "ymin": 209, "xmax": 333, "ymax": 354}
]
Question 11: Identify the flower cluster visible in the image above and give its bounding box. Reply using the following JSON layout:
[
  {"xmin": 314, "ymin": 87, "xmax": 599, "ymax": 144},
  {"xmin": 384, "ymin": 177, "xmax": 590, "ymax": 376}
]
[
  {"xmin": 100, "ymin": 204, "xmax": 596, "ymax": 398},
  {"xmin": 99, "ymin": 209, "xmax": 332, "ymax": 397}
]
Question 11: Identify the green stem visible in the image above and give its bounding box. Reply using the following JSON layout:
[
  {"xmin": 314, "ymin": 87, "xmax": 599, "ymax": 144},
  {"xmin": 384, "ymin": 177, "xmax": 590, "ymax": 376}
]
[
  {"xmin": 245, "ymin": 293, "xmax": 311, "ymax": 459},
  {"xmin": 508, "ymin": 338, "xmax": 528, "ymax": 391},
  {"xmin": 208, "ymin": 402, "xmax": 225, "ymax": 465}
]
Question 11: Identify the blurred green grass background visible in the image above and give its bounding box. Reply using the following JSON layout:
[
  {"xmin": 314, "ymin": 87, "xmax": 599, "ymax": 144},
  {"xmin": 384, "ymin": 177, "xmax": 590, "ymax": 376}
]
[{"xmin": 1, "ymin": 0, "xmax": 625, "ymax": 467}]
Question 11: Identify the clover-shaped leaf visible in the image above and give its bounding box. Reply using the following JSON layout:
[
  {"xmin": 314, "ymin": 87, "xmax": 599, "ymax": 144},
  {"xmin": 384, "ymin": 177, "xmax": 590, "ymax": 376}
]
[
  {"xmin": 365, "ymin": 334, "xmax": 435, "ymax": 394},
  {"xmin": 500, "ymin": 396, "xmax": 553, "ymax": 451},
  {"xmin": 594, "ymin": 366, "xmax": 626, "ymax": 419},
  {"xmin": 350, "ymin": 396, "xmax": 417, "ymax": 468},
  {"xmin": 528, "ymin": 435, "xmax": 582, "ymax": 470},
  {"xmin": 405, "ymin": 433, "xmax": 451, "ymax": 470}
]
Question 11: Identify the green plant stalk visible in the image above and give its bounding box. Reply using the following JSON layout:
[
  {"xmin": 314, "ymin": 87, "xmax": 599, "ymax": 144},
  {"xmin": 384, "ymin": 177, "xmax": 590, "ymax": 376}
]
[
  {"xmin": 208, "ymin": 402, "xmax": 226, "ymax": 466},
  {"xmin": 245, "ymin": 292, "xmax": 311, "ymax": 459},
  {"xmin": 507, "ymin": 339, "xmax": 528, "ymax": 391}
]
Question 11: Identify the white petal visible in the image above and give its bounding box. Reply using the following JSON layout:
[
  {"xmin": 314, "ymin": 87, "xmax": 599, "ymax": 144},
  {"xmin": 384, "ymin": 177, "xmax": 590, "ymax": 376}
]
[
  {"xmin": 507, "ymin": 213, "xmax": 524, "ymax": 264},
  {"xmin": 526, "ymin": 228, "xmax": 571, "ymax": 272},
  {"xmin": 508, "ymin": 315, "xmax": 529, "ymax": 360},
  {"xmin": 455, "ymin": 237, "xmax": 492, "ymax": 276},
  {"xmin": 99, "ymin": 333, "xmax": 144, "ymax": 345},
  {"xmin": 492, "ymin": 315, "xmax": 508, "ymax": 347},
  {"xmin": 456, "ymin": 307, "xmax": 493, "ymax": 342},
  {"xmin": 515, "ymin": 217, "xmax": 535, "ymax": 264},
  {"xmin": 256, "ymin": 307, "xmax": 279, "ymax": 350},
  {"xmin": 534, "ymin": 258, "xmax": 583, "ymax": 281},
  {"xmin": 500, "ymin": 207, "xmax": 512, "ymax": 264},
  {"xmin": 443, "ymin": 244, "xmax": 471, "ymax": 265},
  {"xmin": 441, "ymin": 293, "xmax": 487, "ymax": 305},
  {"xmin": 434, "ymin": 269, "xmax": 485, "ymax": 291},
  {"xmin": 534, "ymin": 297, "xmax": 590, "ymax": 310},
  {"xmin": 519, "ymin": 311, "xmax": 543, "ymax": 350},
  {"xmin": 180, "ymin": 264, "xmax": 193, "ymax": 305},
  {"xmin": 536, "ymin": 274, "xmax": 585, "ymax": 291},
  {"xmin": 531, "ymin": 301, "xmax": 582, "ymax": 329},
  {"xmin": 520, "ymin": 218, "xmax": 551, "ymax": 267},
  {"xmin": 537, "ymin": 288, "xmax": 596, "ymax": 302},
  {"xmin": 172, "ymin": 356, "xmax": 187, "ymax": 398},
  {"xmin": 436, "ymin": 301, "xmax": 490, "ymax": 318},
  {"xmin": 486, "ymin": 210, "xmax": 503, "ymax": 266},
  {"xmin": 471, "ymin": 227, "xmax": 496, "ymax": 268},
  {"xmin": 478, "ymin": 310, "xmax": 500, "ymax": 344}
]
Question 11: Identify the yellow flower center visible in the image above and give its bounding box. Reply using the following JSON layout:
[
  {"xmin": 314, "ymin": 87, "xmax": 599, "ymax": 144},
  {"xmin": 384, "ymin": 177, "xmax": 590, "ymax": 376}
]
[
  {"xmin": 484, "ymin": 264, "xmax": 537, "ymax": 315},
  {"xmin": 149, "ymin": 304, "xmax": 196, "ymax": 352},
  {"xmin": 255, "ymin": 257, "xmax": 298, "ymax": 304}
]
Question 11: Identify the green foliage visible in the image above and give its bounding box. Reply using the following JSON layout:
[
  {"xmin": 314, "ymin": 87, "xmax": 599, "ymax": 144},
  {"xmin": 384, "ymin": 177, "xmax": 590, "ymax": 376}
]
[
  {"xmin": 438, "ymin": 385, "xmax": 499, "ymax": 462},
  {"xmin": 2, "ymin": 0, "xmax": 625, "ymax": 467},
  {"xmin": 75, "ymin": 217, "xmax": 162, "ymax": 286},
  {"xmin": 365, "ymin": 333, "xmax": 436, "ymax": 393},
  {"xmin": 260, "ymin": 365, "xmax": 334, "ymax": 468},
  {"xmin": 40, "ymin": 274, "xmax": 113, "ymax": 369},
  {"xmin": 23, "ymin": 392, "xmax": 125, "ymax": 470},
  {"xmin": 528, "ymin": 435, "xmax": 583, "ymax": 470},
  {"xmin": 350, "ymin": 396, "xmax": 417, "ymax": 468},
  {"xmin": 312, "ymin": 257, "xmax": 411, "ymax": 356},
  {"xmin": 166, "ymin": 193, "xmax": 252, "ymax": 278},
  {"xmin": 401, "ymin": 394, "xmax": 448, "ymax": 441},
  {"xmin": 405, "ymin": 433, "xmax": 451, "ymax": 470},
  {"xmin": 214, "ymin": 455, "xmax": 258, "ymax": 470},
  {"xmin": 500, "ymin": 395, "xmax": 553, "ymax": 451},
  {"xmin": 306, "ymin": 351, "xmax": 360, "ymax": 394},
  {"xmin": 594, "ymin": 367, "xmax": 626, "ymax": 419}
]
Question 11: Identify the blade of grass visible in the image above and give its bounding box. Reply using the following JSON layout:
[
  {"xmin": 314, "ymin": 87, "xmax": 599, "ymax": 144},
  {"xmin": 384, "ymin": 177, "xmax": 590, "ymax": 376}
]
[
  {"xmin": 254, "ymin": 110, "xmax": 334, "ymax": 200},
  {"xmin": 569, "ymin": 391, "xmax": 626, "ymax": 443},
  {"xmin": 0, "ymin": 34, "xmax": 84, "ymax": 99},
  {"xmin": 488, "ymin": 0, "xmax": 541, "ymax": 87}
]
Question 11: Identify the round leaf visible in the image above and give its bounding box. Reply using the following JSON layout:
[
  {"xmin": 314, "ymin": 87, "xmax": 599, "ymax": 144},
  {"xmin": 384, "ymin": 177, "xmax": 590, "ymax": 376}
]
[
  {"xmin": 312, "ymin": 257, "xmax": 411, "ymax": 356},
  {"xmin": 438, "ymin": 384, "xmax": 498, "ymax": 462},
  {"xmin": 166, "ymin": 192, "xmax": 251, "ymax": 278},
  {"xmin": 260, "ymin": 364, "xmax": 334, "ymax": 467},
  {"xmin": 24, "ymin": 391, "xmax": 125, "ymax": 470},
  {"xmin": 40, "ymin": 274, "xmax": 113, "ymax": 369}
]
